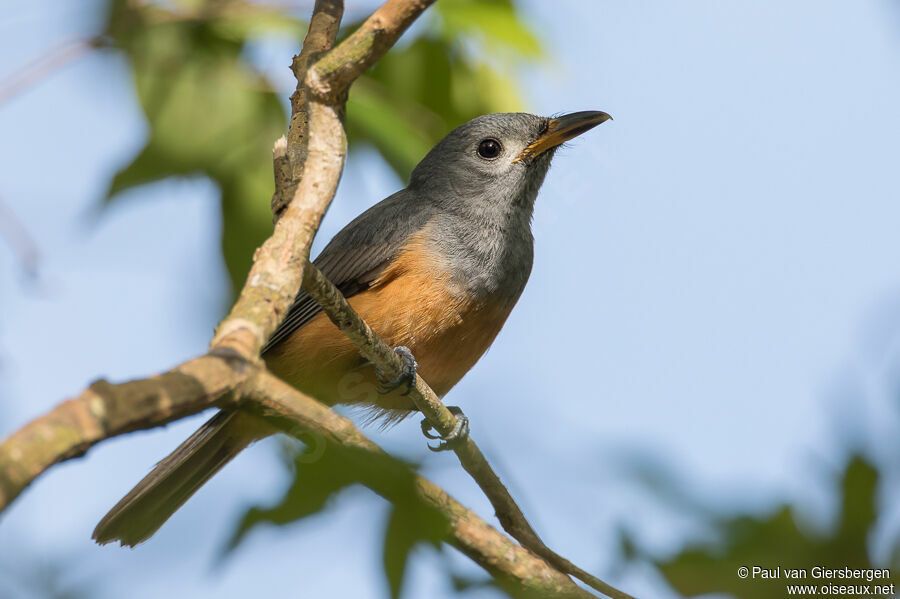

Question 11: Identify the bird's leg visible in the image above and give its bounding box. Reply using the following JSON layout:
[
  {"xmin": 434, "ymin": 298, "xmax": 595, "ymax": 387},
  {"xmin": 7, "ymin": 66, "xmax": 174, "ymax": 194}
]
[
  {"xmin": 421, "ymin": 406, "xmax": 470, "ymax": 452},
  {"xmin": 376, "ymin": 346, "xmax": 418, "ymax": 396},
  {"xmin": 374, "ymin": 347, "xmax": 468, "ymax": 451}
]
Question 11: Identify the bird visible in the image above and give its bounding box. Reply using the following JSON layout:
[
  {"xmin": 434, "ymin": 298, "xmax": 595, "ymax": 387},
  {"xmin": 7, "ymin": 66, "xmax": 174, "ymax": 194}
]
[{"xmin": 92, "ymin": 110, "xmax": 611, "ymax": 547}]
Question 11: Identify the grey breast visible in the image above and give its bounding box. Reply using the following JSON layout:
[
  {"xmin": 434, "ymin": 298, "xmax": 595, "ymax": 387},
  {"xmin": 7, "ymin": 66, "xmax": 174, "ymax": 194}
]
[{"xmin": 427, "ymin": 208, "xmax": 535, "ymax": 308}]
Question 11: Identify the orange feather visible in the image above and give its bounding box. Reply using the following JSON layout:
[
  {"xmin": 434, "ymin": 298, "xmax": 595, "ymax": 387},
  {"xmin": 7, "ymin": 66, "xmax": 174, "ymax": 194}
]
[{"xmin": 264, "ymin": 229, "xmax": 514, "ymax": 417}]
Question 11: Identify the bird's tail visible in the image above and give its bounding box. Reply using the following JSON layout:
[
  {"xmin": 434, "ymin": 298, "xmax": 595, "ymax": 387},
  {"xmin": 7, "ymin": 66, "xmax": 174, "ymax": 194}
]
[{"xmin": 92, "ymin": 409, "xmax": 269, "ymax": 547}]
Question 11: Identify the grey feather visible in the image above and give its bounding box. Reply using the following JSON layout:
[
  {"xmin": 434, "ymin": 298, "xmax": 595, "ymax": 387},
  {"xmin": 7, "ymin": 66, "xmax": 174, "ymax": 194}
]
[{"xmin": 92, "ymin": 410, "xmax": 259, "ymax": 546}]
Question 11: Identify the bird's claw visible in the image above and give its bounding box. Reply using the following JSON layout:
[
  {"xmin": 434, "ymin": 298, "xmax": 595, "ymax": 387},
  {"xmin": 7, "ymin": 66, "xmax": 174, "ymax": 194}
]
[
  {"xmin": 376, "ymin": 346, "xmax": 418, "ymax": 395},
  {"xmin": 421, "ymin": 406, "xmax": 470, "ymax": 452}
]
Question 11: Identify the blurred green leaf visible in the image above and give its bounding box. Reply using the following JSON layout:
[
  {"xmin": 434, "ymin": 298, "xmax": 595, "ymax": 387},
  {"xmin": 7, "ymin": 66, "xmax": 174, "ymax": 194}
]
[
  {"xmin": 0, "ymin": 548, "xmax": 96, "ymax": 599},
  {"xmin": 225, "ymin": 439, "xmax": 357, "ymax": 552},
  {"xmin": 208, "ymin": 5, "xmax": 306, "ymax": 41},
  {"xmin": 835, "ymin": 456, "xmax": 877, "ymax": 546},
  {"xmin": 625, "ymin": 456, "xmax": 897, "ymax": 598},
  {"xmin": 383, "ymin": 490, "xmax": 447, "ymax": 599},
  {"xmin": 227, "ymin": 436, "xmax": 450, "ymax": 595},
  {"xmin": 435, "ymin": 0, "xmax": 542, "ymax": 58},
  {"xmin": 346, "ymin": 76, "xmax": 436, "ymax": 180},
  {"xmin": 103, "ymin": 0, "xmax": 290, "ymax": 297}
]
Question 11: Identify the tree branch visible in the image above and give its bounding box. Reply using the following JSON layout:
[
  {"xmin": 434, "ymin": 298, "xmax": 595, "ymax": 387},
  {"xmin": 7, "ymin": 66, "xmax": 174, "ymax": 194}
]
[
  {"xmin": 210, "ymin": 0, "xmax": 346, "ymax": 359},
  {"xmin": 307, "ymin": 0, "xmax": 438, "ymax": 101},
  {"xmin": 1, "ymin": 357, "xmax": 594, "ymax": 598},
  {"xmin": 0, "ymin": 352, "xmax": 249, "ymax": 510},
  {"xmin": 272, "ymin": 0, "xmax": 344, "ymax": 218},
  {"xmin": 0, "ymin": 37, "xmax": 101, "ymax": 107},
  {"xmin": 210, "ymin": 0, "xmax": 437, "ymax": 360}
]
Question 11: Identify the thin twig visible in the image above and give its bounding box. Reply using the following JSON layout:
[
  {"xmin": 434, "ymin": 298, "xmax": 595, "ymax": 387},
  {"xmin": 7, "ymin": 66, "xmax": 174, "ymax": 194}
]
[
  {"xmin": 0, "ymin": 37, "xmax": 101, "ymax": 107},
  {"xmin": 301, "ymin": 264, "xmax": 460, "ymax": 435},
  {"xmin": 244, "ymin": 370, "xmax": 596, "ymax": 599},
  {"xmin": 0, "ymin": 352, "xmax": 250, "ymax": 510},
  {"xmin": 0, "ymin": 195, "xmax": 40, "ymax": 277},
  {"xmin": 307, "ymin": 0, "xmax": 438, "ymax": 101},
  {"xmin": 301, "ymin": 264, "xmax": 635, "ymax": 599}
]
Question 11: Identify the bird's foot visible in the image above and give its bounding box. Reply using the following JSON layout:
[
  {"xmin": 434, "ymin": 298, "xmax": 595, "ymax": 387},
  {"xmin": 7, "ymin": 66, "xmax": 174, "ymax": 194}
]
[
  {"xmin": 376, "ymin": 346, "xmax": 418, "ymax": 396},
  {"xmin": 421, "ymin": 406, "xmax": 470, "ymax": 452}
]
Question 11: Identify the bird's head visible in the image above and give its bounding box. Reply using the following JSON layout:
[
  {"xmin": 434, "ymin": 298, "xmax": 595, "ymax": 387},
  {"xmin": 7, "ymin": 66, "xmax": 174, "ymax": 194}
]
[{"xmin": 409, "ymin": 111, "xmax": 611, "ymax": 215}]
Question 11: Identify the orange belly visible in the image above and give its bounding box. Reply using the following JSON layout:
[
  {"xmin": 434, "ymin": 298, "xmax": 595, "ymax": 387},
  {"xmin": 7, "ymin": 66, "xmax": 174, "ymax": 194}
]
[{"xmin": 264, "ymin": 232, "xmax": 515, "ymax": 419}]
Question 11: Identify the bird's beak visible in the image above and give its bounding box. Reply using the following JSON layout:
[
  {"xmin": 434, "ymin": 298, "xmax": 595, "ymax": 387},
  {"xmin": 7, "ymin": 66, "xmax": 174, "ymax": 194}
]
[{"xmin": 514, "ymin": 110, "xmax": 612, "ymax": 163}]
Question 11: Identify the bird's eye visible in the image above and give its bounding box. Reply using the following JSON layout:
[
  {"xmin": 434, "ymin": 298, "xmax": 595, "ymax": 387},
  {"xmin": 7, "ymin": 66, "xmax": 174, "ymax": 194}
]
[{"xmin": 477, "ymin": 138, "xmax": 502, "ymax": 159}]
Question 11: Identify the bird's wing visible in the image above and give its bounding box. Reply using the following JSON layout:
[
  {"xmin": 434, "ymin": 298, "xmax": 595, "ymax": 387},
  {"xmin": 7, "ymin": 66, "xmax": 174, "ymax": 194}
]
[{"xmin": 261, "ymin": 189, "xmax": 432, "ymax": 354}]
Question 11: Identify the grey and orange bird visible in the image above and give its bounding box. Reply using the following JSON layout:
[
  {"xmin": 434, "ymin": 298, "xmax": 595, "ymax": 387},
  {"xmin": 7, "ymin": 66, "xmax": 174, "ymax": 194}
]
[{"xmin": 93, "ymin": 110, "xmax": 611, "ymax": 546}]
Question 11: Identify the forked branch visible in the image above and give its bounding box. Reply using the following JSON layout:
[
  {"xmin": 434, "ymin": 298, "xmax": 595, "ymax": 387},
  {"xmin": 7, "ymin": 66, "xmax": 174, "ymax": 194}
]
[{"xmin": 0, "ymin": 1, "xmax": 632, "ymax": 597}]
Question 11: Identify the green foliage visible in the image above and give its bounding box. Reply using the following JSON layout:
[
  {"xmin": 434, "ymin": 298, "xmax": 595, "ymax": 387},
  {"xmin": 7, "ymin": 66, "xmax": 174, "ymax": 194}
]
[
  {"xmin": 101, "ymin": 0, "xmax": 540, "ymax": 299},
  {"xmin": 0, "ymin": 557, "xmax": 93, "ymax": 599},
  {"xmin": 227, "ymin": 438, "xmax": 448, "ymax": 599},
  {"xmin": 225, "ymin": 438, "xmax": 363, "ymax": 551},
  {"xmin": 624, "ymin": 456, "xmax": 899, "ymax": 598},
  {"xmin": 103, "ymin": 0, "xmax": 288, "ymax": 299},
  {"xmin": 383, "ymin": 488, "xmax": 447, "ymax": 598},
  {"xmin": 435, "ymin": 0, "xmax": 542, "ymax": 59}
]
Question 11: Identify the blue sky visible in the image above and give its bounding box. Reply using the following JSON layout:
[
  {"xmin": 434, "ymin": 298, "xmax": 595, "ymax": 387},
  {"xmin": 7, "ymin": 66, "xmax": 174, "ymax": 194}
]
[{"xmin": 2, "ymin": 1, "xmax": 900, "ymax": 598}]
